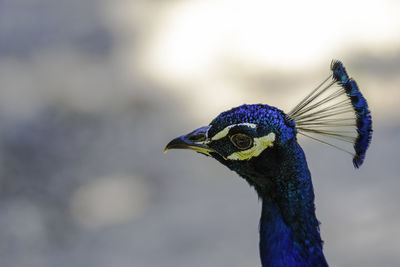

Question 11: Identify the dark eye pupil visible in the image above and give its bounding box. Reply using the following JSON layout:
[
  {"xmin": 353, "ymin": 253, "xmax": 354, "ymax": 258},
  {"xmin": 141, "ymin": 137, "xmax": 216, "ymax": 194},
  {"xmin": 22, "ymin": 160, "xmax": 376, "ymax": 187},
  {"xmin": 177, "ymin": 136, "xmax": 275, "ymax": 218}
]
[{"xmin": 231, "ymin": 134, "xmax": 252, "ymax": 149}]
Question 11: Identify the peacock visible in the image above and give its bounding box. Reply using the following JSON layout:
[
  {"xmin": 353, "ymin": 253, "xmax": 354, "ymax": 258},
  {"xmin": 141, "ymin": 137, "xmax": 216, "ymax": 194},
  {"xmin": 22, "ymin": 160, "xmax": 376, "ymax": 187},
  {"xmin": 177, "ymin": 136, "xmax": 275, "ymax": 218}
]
[{"xmin": 164, "ymin": 60, "xmax": 372, "ymax": 266}]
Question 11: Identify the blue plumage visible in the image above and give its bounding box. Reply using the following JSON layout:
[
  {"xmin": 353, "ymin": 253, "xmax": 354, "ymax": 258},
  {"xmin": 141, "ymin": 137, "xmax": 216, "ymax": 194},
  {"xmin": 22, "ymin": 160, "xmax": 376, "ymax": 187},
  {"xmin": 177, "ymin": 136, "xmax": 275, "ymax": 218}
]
[
  {"xmin": 331, "ymin": 60, "xmax": 372, "ymax": 167},
  {"xmin": 165, "ymin": 60, "xmax": 372, "ymax": 266},
  {"xmin": 207, "ymin": 105, "xmax": 327, "ymax": 266},
  {"xmin": 289, "ymin": 60, "xmax": 372, "ymax": 167}
]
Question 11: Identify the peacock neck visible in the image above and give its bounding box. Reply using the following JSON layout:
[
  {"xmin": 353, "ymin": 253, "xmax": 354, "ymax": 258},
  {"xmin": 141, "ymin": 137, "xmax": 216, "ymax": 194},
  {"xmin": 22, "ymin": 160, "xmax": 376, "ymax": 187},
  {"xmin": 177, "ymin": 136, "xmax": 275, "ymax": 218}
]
[{"xmin": 257, "ymin": 141, "xmax": 328, "ymax": 267}]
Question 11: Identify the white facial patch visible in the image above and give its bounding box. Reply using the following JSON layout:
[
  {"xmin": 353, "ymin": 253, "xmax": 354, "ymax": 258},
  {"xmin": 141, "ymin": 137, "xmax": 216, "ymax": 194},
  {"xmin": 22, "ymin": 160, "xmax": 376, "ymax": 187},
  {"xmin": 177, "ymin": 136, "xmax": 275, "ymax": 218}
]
[
  {"xmin": 227, "ymin": 132, "xmax": 276, "ymax": 161},
  {"xmin": 211, "ymin": 123, "xmax": 257, "ymax": 141}
]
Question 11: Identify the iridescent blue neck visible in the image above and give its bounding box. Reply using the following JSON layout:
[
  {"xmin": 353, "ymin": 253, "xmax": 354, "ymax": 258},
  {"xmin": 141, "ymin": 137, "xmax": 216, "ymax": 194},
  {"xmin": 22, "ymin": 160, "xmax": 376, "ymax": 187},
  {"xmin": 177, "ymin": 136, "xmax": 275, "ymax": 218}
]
[{"xmin": 258, "ymin": 141, "xmax": 328, "ymax": 267}]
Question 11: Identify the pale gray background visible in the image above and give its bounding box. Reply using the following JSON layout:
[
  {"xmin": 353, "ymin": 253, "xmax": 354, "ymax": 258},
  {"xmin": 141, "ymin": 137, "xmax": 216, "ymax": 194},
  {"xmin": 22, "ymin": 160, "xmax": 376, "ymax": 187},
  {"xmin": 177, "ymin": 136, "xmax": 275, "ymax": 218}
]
[{"xmin": 0, "ymin": 1, "xmax": 399, "ymax": 266}]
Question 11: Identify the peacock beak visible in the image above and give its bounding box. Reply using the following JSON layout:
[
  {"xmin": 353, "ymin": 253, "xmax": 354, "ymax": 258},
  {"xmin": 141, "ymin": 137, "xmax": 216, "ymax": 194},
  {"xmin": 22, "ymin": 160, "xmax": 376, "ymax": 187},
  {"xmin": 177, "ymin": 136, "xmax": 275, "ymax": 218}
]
[{"xmin": 164, "ymin": 126, "xmax": 215, "ymax": 156}]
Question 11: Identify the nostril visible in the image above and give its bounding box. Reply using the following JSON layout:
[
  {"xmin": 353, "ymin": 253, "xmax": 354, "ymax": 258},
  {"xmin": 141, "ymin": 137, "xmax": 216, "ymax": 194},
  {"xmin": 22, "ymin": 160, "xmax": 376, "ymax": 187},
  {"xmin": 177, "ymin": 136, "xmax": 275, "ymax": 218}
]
[{"xmin": 188, "ymin": 134, "xmax": 206, "ymax": 142}]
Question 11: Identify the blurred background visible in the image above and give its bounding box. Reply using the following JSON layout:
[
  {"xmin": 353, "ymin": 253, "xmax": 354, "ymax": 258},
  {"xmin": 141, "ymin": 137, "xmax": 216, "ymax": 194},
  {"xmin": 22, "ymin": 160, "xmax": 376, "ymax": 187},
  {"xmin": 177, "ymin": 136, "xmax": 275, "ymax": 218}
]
[{"xmin": 0, "ymin": 0, "xmax": 399, "ymax": 266}]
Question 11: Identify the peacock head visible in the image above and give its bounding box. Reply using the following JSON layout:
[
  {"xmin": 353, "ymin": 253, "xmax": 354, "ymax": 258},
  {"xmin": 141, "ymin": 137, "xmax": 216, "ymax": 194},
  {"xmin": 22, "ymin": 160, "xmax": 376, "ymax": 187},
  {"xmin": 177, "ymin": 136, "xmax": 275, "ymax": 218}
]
[{"xmin": 165, "ymin": 104, "xmax": 297, "ymax": 186}]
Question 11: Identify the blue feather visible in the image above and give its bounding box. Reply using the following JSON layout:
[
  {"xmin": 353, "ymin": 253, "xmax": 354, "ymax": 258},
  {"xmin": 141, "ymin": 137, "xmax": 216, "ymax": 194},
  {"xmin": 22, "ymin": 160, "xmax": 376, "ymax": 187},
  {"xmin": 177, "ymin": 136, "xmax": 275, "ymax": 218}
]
[
  {"xmin": 165, "ymin": 60, "xmax": 372, "ymax": 267},
  {"xmin": 330, "ymin": 60, "xmax": 373, "ymax": 167},
  {"xmin": 289, "ymin": 60, "xmax": 373, "ymax": 168}
]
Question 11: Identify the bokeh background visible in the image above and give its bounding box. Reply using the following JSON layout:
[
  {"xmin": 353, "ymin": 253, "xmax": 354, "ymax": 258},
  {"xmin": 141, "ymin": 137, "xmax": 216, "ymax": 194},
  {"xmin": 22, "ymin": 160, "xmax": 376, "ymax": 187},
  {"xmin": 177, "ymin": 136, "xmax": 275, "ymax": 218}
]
[{"xmin": 0, "ymin": 0, "xmax": 399, "ymax": 266}]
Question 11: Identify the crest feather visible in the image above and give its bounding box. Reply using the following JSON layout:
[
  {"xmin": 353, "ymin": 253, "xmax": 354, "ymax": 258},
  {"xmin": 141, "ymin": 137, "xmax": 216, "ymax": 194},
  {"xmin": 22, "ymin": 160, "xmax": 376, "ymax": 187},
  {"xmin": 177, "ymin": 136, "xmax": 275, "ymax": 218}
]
[{"xmin": 288, "ymin": 60, "xmax": 372, "ymax": 168}]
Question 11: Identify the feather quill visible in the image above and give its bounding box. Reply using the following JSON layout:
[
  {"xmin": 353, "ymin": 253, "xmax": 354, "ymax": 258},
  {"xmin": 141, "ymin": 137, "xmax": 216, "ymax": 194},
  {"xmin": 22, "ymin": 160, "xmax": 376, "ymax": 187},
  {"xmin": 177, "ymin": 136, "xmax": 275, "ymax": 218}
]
[{"xmin": 288, "ymin": 60, "xmax": 372, "ymax": 167}]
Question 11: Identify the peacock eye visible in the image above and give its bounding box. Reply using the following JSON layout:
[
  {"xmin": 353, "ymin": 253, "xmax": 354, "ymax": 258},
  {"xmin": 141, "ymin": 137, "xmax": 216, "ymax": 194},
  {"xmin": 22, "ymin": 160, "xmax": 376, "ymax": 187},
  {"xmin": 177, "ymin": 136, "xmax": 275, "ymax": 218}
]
[{"xmin": 230, "ymin": 133, "xmax": 253, "ymax": 150}]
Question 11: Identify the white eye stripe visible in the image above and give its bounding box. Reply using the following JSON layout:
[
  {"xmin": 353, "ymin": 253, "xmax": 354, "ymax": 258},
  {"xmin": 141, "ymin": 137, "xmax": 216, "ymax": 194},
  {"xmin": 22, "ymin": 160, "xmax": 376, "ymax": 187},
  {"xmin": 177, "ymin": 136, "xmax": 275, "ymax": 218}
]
[
  {"xmin": 210, "ymin": 123, "xmax": 257, "ymax": 141},
  {"xmin": 227, "ymin": 132, "xmax": 276, "ymax": 161}
]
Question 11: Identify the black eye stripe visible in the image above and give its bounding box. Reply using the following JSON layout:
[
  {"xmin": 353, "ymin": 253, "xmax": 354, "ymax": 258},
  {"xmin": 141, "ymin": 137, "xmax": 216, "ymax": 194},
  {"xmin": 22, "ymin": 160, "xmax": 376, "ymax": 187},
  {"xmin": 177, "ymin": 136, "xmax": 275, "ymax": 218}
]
[
  {"xmin": 229, "ymin": 126, "xmax": 256, "ymax": 135},
  {"xmin": 208, "ymin": 123, "xmax": 258, "ymax": 140}
]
